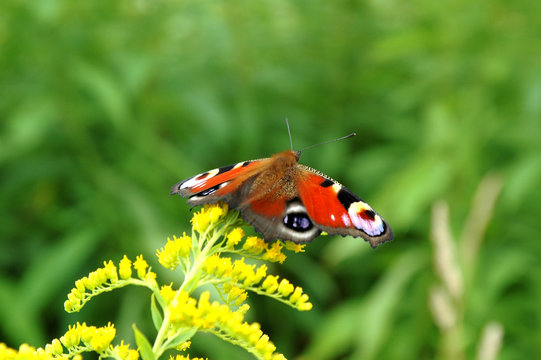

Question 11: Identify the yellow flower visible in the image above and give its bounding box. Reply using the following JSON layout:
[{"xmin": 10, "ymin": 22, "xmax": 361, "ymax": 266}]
[
  {"xmin": 133, "ymin": 255, "xmax": 148, "ymax": 279},
  {"xmin": 226, "ymin": 228, "xmax": 244, "ymax": 247},
  {"xmin": 175, "ymin": 340, "xmax": 191, "ymax": 351},
  {"xmin": 261, "ymin": 275, "xmax": 279, "ymax": 294},
  {"xmin": 224, "ymin": 284, "xmax": 248, "ymax": 306},
  {"xmin": 126, "ymin": 349, "xmax": 140, "ymax": 360},
  {"xmin": 232, "ymin": 258, "xmax": 255, "ymax": 283},
  {"xmin": 191, "ymin": 209, "xmax": 210, "ymax": 233},
  {"xmin": 207, "ymin": 205, "xmax": 224, "ymax": 223},
  {"xmin": 242, "ymin": 236, "xmax": 267, "ymax": 255},
  {"xmin": 157, "ymin": 234, "xmax": 192, "ymax": 270},
  {"xmin": 283, "ymin": 241, "xmax": 305, "ymax": 253},
  {"xmin": 289, "ymin": 287, "xmax": 303, "ymax": 303},
  {"xmin": 203, "ymin": 254, "xmax": 220, "ymax": 275},
  {"xmin": 0, "ymin": 343, "xmax": 17, "ymax": 358},
  {"xmin": 253, "ymin": 264, "xmax": 267, "ymax": 285},
  {"xmin": 288, "ymin": 287, "xmax": 313, "ymax": 311},
  {"xmin": 262, "ymin": 242, "xmax": 286, "ymax": 264},
  {"xmin": 103, "ymin": 260, "xmax": 119, "ymax": 283},
  {"xmin": 214, "ymin": 256, "xmax": 233, "ymax": 277},
  {"xmin": 45, "ymin": 338, "xmax": 63, "ymax": 356},
  {"xmin": 160, "ymin": 284, "xmax": 177, "ymax": 304},
  {"xmin": 277, "ymin": 279, "xmax": 294, "ymax": 297},
  {"xmin": 170, "ymin": 355, "xmax": 208, "ymax": 360},
  {"xmin": 113, "ymin": 340, "xmax": 139, "ymax": 360},
  {"xmin": 115, "ymin": 341, "xmax": 130, "ymax": 359},
  {"xmin": 145, "ymin": 271, "xmax": 158, "ymax": 287},
  {"xmin": 119, "ymin": 255, "xmax": 133, "ymax": 279},
  {"xmin": 89, "ymin": 322, "xmax": 116, "ymax": 353},
  {"xmin": 60, "ymin": 323, "xmax": 81, "ymax": 348}
]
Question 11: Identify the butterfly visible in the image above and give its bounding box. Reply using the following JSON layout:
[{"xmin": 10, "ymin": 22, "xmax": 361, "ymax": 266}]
[{"xmin": 171, "ymin": 136, "xmax": 393, "ymax": 248}]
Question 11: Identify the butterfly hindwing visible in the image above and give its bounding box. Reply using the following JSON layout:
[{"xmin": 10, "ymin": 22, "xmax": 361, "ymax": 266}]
[{"xmin": 296, "ymin": 165, "xmax": 393, "ymax": 248}]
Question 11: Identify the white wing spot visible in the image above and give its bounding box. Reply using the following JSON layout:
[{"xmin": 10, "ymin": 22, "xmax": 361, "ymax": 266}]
[
  {"xmin": 348, "ymin": 201, "xmax": 384, "ymax": 236},
  {"xmin": 341, "ymin": 214, "xmax": 351, "ymax": 227},
  {"xmin": 180, "ymin": 168, "xmax": 219, "ymax": 189}
]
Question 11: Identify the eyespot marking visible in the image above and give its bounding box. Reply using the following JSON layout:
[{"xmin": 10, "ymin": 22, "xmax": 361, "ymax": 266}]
[
  {"xmin": 283, "ymin": 213, "xmax": 313, "ymax": 232},
  {"xmin": 362, "ymin": 209, "xmax": 376, "ymax": 220},
  {"xmin": 348, "ymin": 201, "xmax": 384, "ymax": 236}
]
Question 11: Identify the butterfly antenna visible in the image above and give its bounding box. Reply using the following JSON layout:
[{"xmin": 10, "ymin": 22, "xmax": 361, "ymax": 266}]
[
  {"xmin": 285, "ymin": 118, "xmax": 294, "ymax": 151},
  {"xmin": 299, "ymin": 132, "xmax": 357, "ymax": 152}
]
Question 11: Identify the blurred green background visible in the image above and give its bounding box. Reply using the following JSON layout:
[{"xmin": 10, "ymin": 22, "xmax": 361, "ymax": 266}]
[{"xmin": 1, "ymin": 0, "xmax": 540, "ymax": 359}]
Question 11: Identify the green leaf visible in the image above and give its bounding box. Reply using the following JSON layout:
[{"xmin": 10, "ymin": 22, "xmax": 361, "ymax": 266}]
[
  {"xmin": 164, "ymin": 327, "xmax": 197, "ymax": 350},
  {"xmin": 133, "ymin": 324, "xmax": 155, "ymax": 360},
  {"xmin": 150, "ymin": 294, "xmax": 163, "ymax": 331}
]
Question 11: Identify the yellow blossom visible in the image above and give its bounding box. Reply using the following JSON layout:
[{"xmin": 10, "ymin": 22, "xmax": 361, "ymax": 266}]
[
  {"xmin": 224, "ymin": 284, "xmax": 248, "ymax": 306},
  {"xmin": 170, "ymin": 355, "xmax": 208, "ymax": 360},
  {"xmin": 277, "ymin": 279, "xmax": 294, "ymax": 297},
  {"xmin": 103, "ymin": 260, "xmax": 119, "ymax": 283},
  {"xmin": 133, "ymin": 255, "xmax": 148, "ymax": 279},
  {"xmin": 207, "ymin": 205, "xmax": 224, "ymax": 223},
  {"xmin": 262, "ymin": 242, "xmax": 286, "ymax": 264},
  {"xmin": 253, "ymin": 264, "xmax": 267, "ymax": 285},
  {"xmin": 226, "ymin": 227, "xmax": 244, "ymax": 247},
  {"xmin": 89, "ymin": 322, "xmax": 116, "ymax": 353},
  {"xmin": 160, "ymin": 284, "xmax": 177, "ymax": 304},
  {"xmin": 119, "ymin": 255, "xmax": 132, "ymax": 279},
  {"xmin": 232, "ymin": 258, "xmax": 255, "ymax": 283},
  {"xmin": 191, "ymin": 209, "xmax": 210, "ymax": 233},
  {"xmin": 113, "ymin": 340, "xmax": 139, "ymax": 360},
  {"xmin": 115, "ymin": 341, "xmax": 130, "ymax": 359},
  {"xmin": 175, "ymin": 340, "xmax": 191, "ymax": 351},
  {"xmin": 261, "ymin": 275, "xmax": 279, "ymax": 294},
  {"xmin": 157, "ymin": 234, "xmax": 192, "ymax": 270},
  {"xmin": 60, "ymin": 323, "xmax": 81, "ymax": 348},
  {"xmin": 242, "ymin": 236, "xmax": 267, "ymax": 255},
  {"xmin": 289, "ymin": 287, "xmax": 303, "ymax": 303},
  {"xmin": 238, "ymin": 303, "xmax": 250, "ymax": 314},
  {"xmin": 0, "ymin": 343, "xmax": 17, "ymax": 358},
  {"xmin": 45, "ymin": 339, "xmax": 63, "ymax": 356},
  {"xmin": 288, "ymin": 287, "xmax": 313, "ymax": 311},
  {"xmin": 283, "ymin": 241, "xmax": 305, "ymax": 253}
]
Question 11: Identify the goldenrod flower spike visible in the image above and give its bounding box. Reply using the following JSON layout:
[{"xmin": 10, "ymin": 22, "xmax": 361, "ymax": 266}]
[{"xmin": 54, "ymin": 202, "xmax": 312, "ymax": 360}]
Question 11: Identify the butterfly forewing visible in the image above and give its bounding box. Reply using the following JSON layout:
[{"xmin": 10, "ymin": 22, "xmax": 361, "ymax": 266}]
[{"xmin": 295, "ymin": 166, "xmax": 392, "ymax": 248}]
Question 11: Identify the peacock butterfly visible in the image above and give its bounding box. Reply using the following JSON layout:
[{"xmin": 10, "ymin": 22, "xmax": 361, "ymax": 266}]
[{"xmin": 171, "ymin": 125, "xmax": 393, "ymax": 248}]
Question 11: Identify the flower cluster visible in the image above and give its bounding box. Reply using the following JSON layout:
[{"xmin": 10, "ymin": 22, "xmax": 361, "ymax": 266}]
[
  {"xmin": 157, "ymin": 233, "xmax": 192, "ymax": 270},
  {"xmin": 167, "ymin": 291, "xmax": 285, "ymax": 360},
  {"xmin": 202, "ymin": 255, "xmax": 312, "ymax": 311},
  {"xmin": 32, "ymin": 201, "xmax": 313, "ymax": 360},
  {"xmin": 64, "ymin": 255, "xmax": 157, "ymax": 313},
  {"xmin": 0, "ymin": 323, "xmax": 138, "ymax": 360}
]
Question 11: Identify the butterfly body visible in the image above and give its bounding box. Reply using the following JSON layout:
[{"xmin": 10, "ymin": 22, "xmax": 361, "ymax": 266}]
[{"xmin": 171, "ymin": 150, "xmax": 393, "ymax": 248}]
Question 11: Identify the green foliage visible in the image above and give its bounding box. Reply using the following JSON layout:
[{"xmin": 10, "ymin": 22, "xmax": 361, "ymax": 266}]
[{"xmin": 1, "ymin": 0, "xmax": 540, "ymax": 359}]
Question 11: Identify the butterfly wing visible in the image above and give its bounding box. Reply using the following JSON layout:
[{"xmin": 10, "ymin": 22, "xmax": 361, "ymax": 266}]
[
  {"xmin": 171, "ymin": 153, "xmax": 321, "ymax": 243},
  {"xmin": 171, "ymin": 151, "xmax": 392, "ymax": 248},
  {"xmin": 170, "ymin": 159, "xmax": 266, "ymax": 207},
  {"xmin": 295, "ymin": 165, "xmax": 393, "ymax": 248}
]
